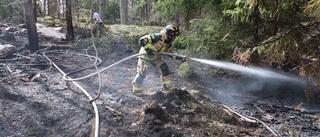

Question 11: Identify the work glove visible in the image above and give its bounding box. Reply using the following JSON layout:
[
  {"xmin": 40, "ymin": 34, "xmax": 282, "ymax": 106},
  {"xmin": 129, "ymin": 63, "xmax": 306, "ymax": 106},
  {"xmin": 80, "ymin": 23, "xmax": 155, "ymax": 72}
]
[
  {"xmin": 145, "ymin": 48, "xmax": 154, "ymax": 55},
  {"xmin": 178, "ymin": 56, "xmax": 190, "ymax": 62}
]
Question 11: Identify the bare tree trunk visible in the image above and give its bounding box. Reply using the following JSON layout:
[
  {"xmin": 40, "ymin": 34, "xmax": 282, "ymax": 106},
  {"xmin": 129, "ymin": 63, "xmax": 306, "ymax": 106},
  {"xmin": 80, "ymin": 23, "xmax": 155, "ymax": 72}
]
[
  {"xmin": 272, "ymin": 9, "xmax": 279, "ymax": 36},
  {"xmin": 272, "ymin": 1, "xmax": 279, "ymax": 36},
  {"xmin": 185, "ymin": 11, "xmax": 191, "ymax": 30},
  {"xmin": 57, "ymin": 0, "xmax": 60, "ymax": 19},
  {"xmin": 77, "ymin": 0, "xmax": 80, "ymax": 23},
  {"xmin": 120, "ymin": 0, "xmax": 128, "ymax": 24},
  {"xmin": 174, "ymin": 1, "xmax": 180, "ymax": 25},
  {"xmin": 99, "ymin": 0, "xmax": 106, "ymax": 22},
  {"xmin": 8, "ymin": 0, "xmax": 14, "ymax": 19},
  {"xmin": 53, "ymin": 0, "xmax": 58, "ymax": 18},
  {"xmin": 73, "ymin": 0, "xmax": 79, "ymax": 26},
  {"xmin": 24, "ymin": 0, "xmax": 39, "ymax": 52},
  {"xmin": 48, "ymin": 0, "xmax": 58, "ymax": 17},
  {"xmin": 174, "ymin": 13, "xmax": 180, "ymax": 25},
  {"xmin": 66, "ymin": 0, "xmax": 74, "ymax": 42},
  {"xmin": 47, "ymin": 0, "xmax": 51, "ymax": 16},
  {"xmin": 130, "ymin": 0, "xmax": 134, "ymax": 9},
  {"xmin": 140, "ymin": 5, "xmax": 145, "ymax": 21},
  {"xmin": 145, "ymin": 0, "xmax": 149, "ymax": 22},
  {"xmin": 43, "ymin": 0, "xmax": 46, "ymax": 16},
  {"xmin": 61, "ymin": 0, "xmax": 65, "ymax": 19}
]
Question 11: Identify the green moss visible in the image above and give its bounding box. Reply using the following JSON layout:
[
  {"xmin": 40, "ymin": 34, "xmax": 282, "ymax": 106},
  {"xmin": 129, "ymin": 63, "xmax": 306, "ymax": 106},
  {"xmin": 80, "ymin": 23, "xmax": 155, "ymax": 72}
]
[{"xmin": 38, "ymin": 16, "xmax": 55, "ymax": 26}]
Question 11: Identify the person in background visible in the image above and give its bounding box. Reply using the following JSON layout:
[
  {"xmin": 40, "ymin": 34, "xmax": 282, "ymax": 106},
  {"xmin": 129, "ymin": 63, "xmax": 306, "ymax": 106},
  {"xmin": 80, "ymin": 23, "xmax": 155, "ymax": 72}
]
[
  {"xmin": 132, "ymin": 24, "xmax": 190, "ymax": 96},
  {"xmin": 91, "ymin": 9, "xmax": 103, "ymax": 25},
  {"xmin": 90, "ymin": 9, "xmax": 103, "ymax": 36}
]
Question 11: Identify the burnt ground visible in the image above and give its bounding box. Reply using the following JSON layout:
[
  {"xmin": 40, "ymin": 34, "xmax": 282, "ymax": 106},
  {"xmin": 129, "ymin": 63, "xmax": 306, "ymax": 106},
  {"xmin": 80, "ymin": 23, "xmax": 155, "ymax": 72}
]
[{"xmin": 1, "ymin": 24, "xmax": 320, "ymax": 137}]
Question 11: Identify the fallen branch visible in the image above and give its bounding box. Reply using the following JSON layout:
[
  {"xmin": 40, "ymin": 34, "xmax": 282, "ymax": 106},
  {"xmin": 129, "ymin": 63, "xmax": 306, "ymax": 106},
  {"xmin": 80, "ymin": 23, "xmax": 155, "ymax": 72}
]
[
  {"xmin": 0, "ymin": 17, "xmax": 11, "ymax": 24},
  {"xmin": 10, "ymin": 63, "xmax": 49, "ymax": 66},
  {"xmin": 40, "ymin": 44, "xmax": 73, "ymax": 49},
  {"xmin": 222, "ymin": 105, "xmax": 257, "ymax": 123},
  {"xmin": 0, "ymin": 53, "xmax": 37, "ymax": 61},
  {"xmin": 248, "ymin": 116, "xmax": 279, "ymax": 137},
  {"xmin": 105, "ymin": 105, "xmax": 122, "ymax": 117},
  {"xmin": 0, "ymin": 58, "xmax": 22, "ymax": 61},
  {"xmin": 222, "ymin": 105, "xmax": 279, "ymax": 137},
  {"xmin": 13, "ymin": 53, "xmax": 35, "ymax": 60},
  {"xmin": 105, "ymin": 105, "xmax": 116, "ymax": 112}
]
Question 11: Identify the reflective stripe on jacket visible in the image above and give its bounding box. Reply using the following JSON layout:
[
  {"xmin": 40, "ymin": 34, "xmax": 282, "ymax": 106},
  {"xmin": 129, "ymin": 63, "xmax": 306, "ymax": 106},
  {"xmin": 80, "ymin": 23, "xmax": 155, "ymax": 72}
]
[{"xmin": 139, "ymin": 30, "xmax": 173, "ymax": 61}]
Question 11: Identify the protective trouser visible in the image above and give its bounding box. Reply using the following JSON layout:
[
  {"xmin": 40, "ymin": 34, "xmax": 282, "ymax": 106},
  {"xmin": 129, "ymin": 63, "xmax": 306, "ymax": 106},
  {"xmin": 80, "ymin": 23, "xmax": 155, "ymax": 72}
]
[{"xmin": 132, "ymin": 57, "xmax": 172, "ymax": 93}]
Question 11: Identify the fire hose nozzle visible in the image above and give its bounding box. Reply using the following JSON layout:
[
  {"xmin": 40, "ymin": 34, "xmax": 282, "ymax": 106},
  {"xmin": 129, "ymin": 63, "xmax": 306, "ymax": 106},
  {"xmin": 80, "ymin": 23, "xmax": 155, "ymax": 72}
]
[{"xmin": 185, "ymin": 56, "xmax": 191, "ymax": 60}]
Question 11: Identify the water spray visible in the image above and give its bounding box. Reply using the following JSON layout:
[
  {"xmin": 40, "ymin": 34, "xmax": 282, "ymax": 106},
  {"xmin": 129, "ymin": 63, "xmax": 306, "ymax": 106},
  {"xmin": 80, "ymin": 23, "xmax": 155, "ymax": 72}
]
[
  {"xmin": 160, "ymin": 52, "xmax": 299, "ymax": 81},
  {"xmin": 191, "ymin": 58, "xmax": 291, "ymax": 80},
  {"xmin": 61, "ymin": 52, "xmax": 298, "ymax": 82}
]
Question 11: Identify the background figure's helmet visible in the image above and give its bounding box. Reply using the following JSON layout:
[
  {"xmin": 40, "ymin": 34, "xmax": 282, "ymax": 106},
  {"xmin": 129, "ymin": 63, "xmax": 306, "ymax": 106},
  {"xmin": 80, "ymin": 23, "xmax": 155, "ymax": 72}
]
[{"xmin": 165, "ymin": 24, "xmax": 181, "ymax": 42}]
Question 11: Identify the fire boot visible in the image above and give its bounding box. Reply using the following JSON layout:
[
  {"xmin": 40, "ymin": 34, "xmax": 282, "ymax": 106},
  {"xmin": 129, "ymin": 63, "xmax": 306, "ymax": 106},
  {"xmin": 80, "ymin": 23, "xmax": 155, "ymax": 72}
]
[
  {"xmin": 132, "ymin": 81, "xmax": 143, "ymax": 97},
  {"xmin": 162, "ymin": 84, "xmax": 176, "ymax": 91}
]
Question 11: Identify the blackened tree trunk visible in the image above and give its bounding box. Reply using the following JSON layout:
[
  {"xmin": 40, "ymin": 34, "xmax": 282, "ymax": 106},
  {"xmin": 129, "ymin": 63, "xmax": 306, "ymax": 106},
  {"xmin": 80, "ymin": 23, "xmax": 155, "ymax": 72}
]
[
  {"xmin": 24, "ymin": 0, "xmax": 39, "ymax": 52},
  {"xmin": 33, "ymin": 0, "xmax": 37, "ymax": 22},
  {"xmin": 66, "ymin": 0, "xmax": 74, "ymax": 42}
]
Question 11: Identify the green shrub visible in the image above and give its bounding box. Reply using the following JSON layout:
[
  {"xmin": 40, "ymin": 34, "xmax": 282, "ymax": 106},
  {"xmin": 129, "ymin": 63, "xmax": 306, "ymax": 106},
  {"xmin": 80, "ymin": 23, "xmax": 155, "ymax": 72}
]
[
  {"xmin": 178, "ymin": 62, "xmax": 194, "ymax": 78},
  {"xmin": 75, "ymin": 37, "xmax": 113, "ymax": 54}
]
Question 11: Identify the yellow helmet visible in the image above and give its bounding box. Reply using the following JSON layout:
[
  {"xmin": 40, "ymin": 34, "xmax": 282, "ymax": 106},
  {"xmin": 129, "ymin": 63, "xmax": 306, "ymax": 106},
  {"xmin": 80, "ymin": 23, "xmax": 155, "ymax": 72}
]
[
  {"xmin": 165, "ymin": 24, "xmax": 181, "ymax": 36},
  {"xmin": 165, "ymin": 24, "xmax": 180, "ymax": 42}
]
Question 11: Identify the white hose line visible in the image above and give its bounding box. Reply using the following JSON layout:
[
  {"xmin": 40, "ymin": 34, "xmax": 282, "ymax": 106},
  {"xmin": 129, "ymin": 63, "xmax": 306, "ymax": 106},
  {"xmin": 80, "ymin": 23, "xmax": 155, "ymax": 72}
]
[
  {"xmin": 43, "ymin": 52, "xmax": 100, "ymax": 137},
  {"xmin": 63, "ymin": 53, "xmax": 146, "ymax": 81},
  {"xmin": 62, "ymin": 52, "xmax": 187, "ymax": 81},
  {"xmin": 84, "ymin": 47, "xmax": 103, "ymax": 103}
]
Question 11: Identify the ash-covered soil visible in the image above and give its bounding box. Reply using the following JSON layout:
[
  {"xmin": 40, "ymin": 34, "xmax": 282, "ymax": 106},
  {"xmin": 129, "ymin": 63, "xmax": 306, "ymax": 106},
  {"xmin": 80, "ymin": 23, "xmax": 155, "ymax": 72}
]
[{"xmin": 1, "ymin": 23, "xmax": 319, "ymax": 137}]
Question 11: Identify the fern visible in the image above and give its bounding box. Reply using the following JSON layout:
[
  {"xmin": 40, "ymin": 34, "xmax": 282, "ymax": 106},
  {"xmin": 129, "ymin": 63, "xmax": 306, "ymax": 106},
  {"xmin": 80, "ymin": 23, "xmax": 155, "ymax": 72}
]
[{"xmin": 304, "ymin": 0, "xmax": 320, "ymax": 16}]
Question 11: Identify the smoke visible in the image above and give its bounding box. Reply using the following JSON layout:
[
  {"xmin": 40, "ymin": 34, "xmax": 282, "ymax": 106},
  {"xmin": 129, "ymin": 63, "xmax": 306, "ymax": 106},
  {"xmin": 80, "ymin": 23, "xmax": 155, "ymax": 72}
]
[
  {"xmin": 209, "ymin": 75, "xmax": 306, "ymax": 108},
  {"xmin": 191, "ymin": 58, "xmax": 307, "ymax": 108}
]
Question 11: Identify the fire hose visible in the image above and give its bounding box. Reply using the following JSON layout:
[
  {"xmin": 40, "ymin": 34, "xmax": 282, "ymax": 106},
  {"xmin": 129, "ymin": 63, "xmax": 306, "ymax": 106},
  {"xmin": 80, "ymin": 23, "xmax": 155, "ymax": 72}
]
[
  {"xmin": 43, "ymin": 51, "xmax": 102, "ymax": 137},
  {"xmin": 43, "ymin": 51, "xmax": 190, "ymax": 137},
  {"xmin": 62, "ymin": 52, "xmax": 190, "ymax": 81}
]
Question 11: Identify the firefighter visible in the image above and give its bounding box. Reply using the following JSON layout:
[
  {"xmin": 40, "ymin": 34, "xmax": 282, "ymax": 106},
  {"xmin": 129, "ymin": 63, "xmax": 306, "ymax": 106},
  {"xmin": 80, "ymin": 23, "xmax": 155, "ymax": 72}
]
[{"xmin": 132, "ymin": 24, "xmax": 190, "ymax": 96}]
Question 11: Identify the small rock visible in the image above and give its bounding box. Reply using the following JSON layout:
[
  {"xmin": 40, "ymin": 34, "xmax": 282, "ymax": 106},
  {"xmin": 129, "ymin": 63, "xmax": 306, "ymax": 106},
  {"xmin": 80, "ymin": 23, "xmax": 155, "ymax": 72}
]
[
  {"xmin": 0, "ymin": 44, "xmax": 16, "ymax": 58},
  {"xmin": 0, "ymin": 23, "xmax": 8, "ymax": 28},
  {"xmin": 0, "ymin": 32, "xmax": 16, "ymax": 42},
  {"xmin": 18, "ymin": 24, "xmax": 26, "ymax": 28},
  {"xmin": 30, "ymin": 73, "xmax": 43, "ymax": 82},
  {"xmin": 0, "ymin": 65, "xmax": 12, "ymax": 77},
  {"xmin": 20, "ymin": 29, "xmax": 28, "ymax": 34},
  {"xmin": 4, "ymin": 27, "xmax": 18, "ymax": 33}
]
